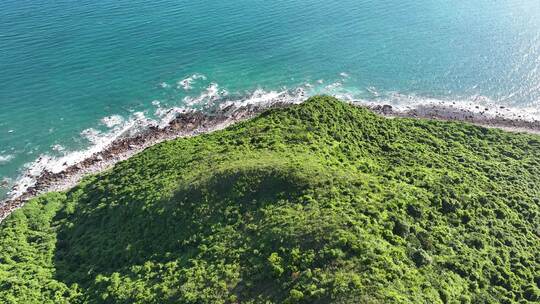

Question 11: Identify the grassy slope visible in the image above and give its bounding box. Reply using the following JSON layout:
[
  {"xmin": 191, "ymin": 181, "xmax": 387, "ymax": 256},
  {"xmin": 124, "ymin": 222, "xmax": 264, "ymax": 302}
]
[{"xmin": 0, "ymin": 96, "xmax": 539, "ymax": 304}]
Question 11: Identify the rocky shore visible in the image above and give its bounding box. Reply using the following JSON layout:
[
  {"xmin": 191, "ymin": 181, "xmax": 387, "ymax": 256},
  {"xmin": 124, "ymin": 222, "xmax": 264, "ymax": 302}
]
[
  {"xmin": 1, "ymin": 99, "xmax": 539, "ymax": 222},
  {"xmin": 370, "ymin": 103, "xmax": 540, "ymax": 134},
  {"xmin": 0, "ymin": 101, "xmax": 291, "ymax": 222}
]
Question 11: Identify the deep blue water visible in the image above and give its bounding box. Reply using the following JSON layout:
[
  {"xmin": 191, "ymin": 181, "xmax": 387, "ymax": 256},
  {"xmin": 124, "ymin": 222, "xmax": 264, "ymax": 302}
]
[{"xmin": 1, "ymin": 0, "xmax": 539, "ymax": 199}]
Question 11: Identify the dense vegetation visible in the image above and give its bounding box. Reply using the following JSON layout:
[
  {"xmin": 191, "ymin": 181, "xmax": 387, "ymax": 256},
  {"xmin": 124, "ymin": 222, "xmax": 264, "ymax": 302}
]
[{"xmin": 1, "ymin": 96, "xmax": 539, "ymax": 303}]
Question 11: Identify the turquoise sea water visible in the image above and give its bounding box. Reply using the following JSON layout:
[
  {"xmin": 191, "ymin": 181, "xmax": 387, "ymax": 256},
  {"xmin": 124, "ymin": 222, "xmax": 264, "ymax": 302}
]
[{"xmin": 1, "ymin": 0, "xmax": 539, "ymax": 199}]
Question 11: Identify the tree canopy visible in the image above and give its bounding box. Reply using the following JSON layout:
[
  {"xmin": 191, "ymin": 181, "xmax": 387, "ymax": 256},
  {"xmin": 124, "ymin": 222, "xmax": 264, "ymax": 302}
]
[{"xmin": 1, "ymin": 96, "xmax": 539, "ymax": 303}]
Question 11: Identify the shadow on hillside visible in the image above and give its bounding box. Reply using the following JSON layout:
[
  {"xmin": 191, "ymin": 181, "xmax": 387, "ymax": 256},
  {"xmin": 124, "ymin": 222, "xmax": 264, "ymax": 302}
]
[{"xmin": 52, "ymin": 165, "xmax": 309, "ymax": 290}]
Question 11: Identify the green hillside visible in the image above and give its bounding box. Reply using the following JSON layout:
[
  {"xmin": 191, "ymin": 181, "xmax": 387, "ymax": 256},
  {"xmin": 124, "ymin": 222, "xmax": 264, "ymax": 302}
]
[{"xmin": 1, "ymin": 96, "xmax": 539, "ymax": 303}]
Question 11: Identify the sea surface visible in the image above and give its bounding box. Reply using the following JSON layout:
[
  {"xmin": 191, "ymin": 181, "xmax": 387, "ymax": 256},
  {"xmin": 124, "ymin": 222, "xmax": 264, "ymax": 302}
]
[{"xmin": 1, "ymin": 0, "xmax": 539, "ymax": 200}]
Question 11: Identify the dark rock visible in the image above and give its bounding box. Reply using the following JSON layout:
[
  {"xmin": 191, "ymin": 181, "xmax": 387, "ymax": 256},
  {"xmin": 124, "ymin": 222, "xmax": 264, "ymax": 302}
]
[{"xmin": 381, "ymin": 104, "xmax": 393, "ymax": 114}]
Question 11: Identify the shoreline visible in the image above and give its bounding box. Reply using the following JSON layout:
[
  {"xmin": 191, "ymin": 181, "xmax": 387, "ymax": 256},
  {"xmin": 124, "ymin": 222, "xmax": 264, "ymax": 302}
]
[
  {"xmin": 0, "ymin": 101, "xmax": 293, "ymax": 222},
  {"xmin": 371, "ymin": 103, "xmax": 540, "ymax": 134},
  {"xmin": 1, "ymin": 99, "xmax": 540, "ymax": 222}
]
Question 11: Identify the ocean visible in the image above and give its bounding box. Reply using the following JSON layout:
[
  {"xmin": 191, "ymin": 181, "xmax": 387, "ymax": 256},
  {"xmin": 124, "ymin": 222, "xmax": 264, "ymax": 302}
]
[{"xmin": 1, "ymin": 0, "xmax": 539, "ymax": 200}]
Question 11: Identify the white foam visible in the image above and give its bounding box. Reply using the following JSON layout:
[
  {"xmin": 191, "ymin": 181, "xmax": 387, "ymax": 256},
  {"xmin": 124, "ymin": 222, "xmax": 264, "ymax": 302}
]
[
  {"xmin": 0, "ymin": 155, "xmax": 14, "ymax": 164},
  {"xmin": 6, "ymin": 111, "xmax": 155, "ymax": 199},
  {"xmin": 81, "ymin": 128, "xmax": 102, "ymax": 145},
  {"xmin": 325, "ymin": 82, "xmax": 342, "ymax": 91},
  {"xmin": 183, "ymin": 83, "xmax": 227, "ymax": 106},
  {"xmin": 177, "ymin": 74, "xmax": 207, "ymax": 91},
  {"xmin": 159, "ymin": 82, "xmax": 171, "ymax": 89},
  {"xmin": 154, "ymin": 106, "xmax": 189, "ymax": 128},
  {"xmin": 366, "ymin": 86, "xmax": 380, "ymax": 97},
  {"xmin": 52, "ymin": 144, "xmax": 65, "ymax": 152},
  {"xmin": 353, "ymin": 92, "xmax": 540, "ymax": 122},
  {"xmin": 101, "ymin": 115, "xmax": 124, "ymax": 128},
  {"xmin": 340, "ymin": 72, "xmax": 349, "ymax": 78},
  {"xmin": 218, "ymin": 87, "xmax": 306, "ymax": 110}
]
